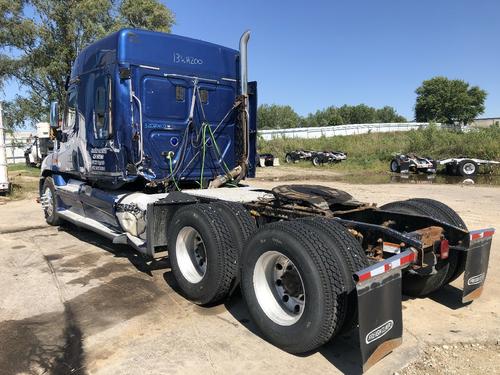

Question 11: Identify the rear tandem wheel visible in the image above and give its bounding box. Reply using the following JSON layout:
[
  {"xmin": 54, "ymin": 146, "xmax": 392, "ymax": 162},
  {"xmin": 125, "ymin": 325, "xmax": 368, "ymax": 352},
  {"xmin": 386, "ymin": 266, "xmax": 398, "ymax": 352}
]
[
  {"xmin": 240, "ymin": 220, "xmax": 355, "ymax": 353},
  {"xmin": 380, "ymin": 198, "xmax": 467, "ymax": 296}
]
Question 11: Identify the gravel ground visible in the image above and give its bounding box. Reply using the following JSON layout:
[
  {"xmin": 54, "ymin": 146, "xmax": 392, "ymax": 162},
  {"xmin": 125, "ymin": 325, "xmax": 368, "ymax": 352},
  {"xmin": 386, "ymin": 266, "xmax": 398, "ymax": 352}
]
[{"xmin": 399, "ymin": 341, "xmax": 500, "ymax": 375}]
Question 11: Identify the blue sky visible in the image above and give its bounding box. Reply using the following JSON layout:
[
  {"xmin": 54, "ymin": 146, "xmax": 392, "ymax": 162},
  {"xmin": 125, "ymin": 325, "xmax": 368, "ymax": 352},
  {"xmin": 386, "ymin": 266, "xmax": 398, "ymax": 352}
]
[
  {"xmin": 3, "ymin": 0, "xmax": 499, "ymax": 120},
  {"xmin": 166, "ymin": 0, "xmax": 500, "ymax": 119}
]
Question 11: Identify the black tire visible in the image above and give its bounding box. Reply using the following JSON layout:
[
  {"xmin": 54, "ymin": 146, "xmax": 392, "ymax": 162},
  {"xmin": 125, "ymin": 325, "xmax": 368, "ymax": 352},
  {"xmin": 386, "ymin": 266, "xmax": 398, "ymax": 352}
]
[
  {"xmin": 285, "ymin": 153, "xmax": 292, "ymax": 164},
  {"xmin": 300, "ymin": 218, "xmax": 369, "ymax": 332},
  {"xmin": 445, "ymin": 164, "xmax": 456, "ymax": 176},
  {"xmin": 212, "ymin": 202, "xmax": 256, "ymax": 253},
  {"xmin": 380, "ymin": 199, "xmax": 466, "ymax": 296},
  {"xmin": 168, "ymin": 203, "xmax": 238, "ymax": 305},
  {"xmin": 390, "ymin": 159, "xmax": 400, "ymax": 173},
  {"xmin": 458, "ymin": 160, "xmax": 478, "ymax": 177},
  {"xmin": 42, "ymin": 177, "xmax": 61, "ymax": 226},
  {"xmin": 407, "ymin": 198, "xmax": 467, "ymax": 283},
  {"xmin": 212, "ymin": 201, "xmax": 257, "ymax": 291},
  {"xmin": 312, "ymin": 156, "xmax": 320, "ymax": 167},
  {"xmin": 240, "ymin": 220, "xmax": 348, "ymax": 354}
]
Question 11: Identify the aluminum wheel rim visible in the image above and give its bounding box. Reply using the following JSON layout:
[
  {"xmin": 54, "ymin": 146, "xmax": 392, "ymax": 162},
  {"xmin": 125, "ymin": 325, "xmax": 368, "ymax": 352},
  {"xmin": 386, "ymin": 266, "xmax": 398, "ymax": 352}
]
[
  {"xmin": 391, "ymin": 160, "xmax": 398, "ymax": 172},
  {"xmin": 43, "ymin": 187, "xmax": 53, "ymax": 217},
  {"xmin": 463, "ymin": 163, "xmax": 476, "ymax": 175},
  {"xmin": 253, "ymin": 251, "xmax": 306, "ymax": 326},
  {"xmin": 176, "ymin": 226, "xmax": 207, "ymax": 283}
]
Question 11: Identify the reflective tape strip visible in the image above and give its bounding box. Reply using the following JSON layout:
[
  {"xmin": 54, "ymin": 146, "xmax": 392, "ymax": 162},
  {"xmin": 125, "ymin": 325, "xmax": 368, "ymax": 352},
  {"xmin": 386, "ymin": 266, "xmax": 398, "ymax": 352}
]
[
  {"xmin": 470, "ymin": 228, "xmax": 495, "ymax": 241},
  {"xmin": 355, "ymin": 249, "xmax": 417, "ymax": 283},
  {"xmin": 383, "ymin": 242, "xmax": 401, "ymax": 254}
]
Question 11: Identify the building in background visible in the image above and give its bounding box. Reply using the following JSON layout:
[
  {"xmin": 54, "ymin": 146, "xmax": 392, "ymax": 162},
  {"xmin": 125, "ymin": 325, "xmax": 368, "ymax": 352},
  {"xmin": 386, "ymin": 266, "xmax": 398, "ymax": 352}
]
[{"xmin": 471, "ymin": 117, "xmax": 500, "ymax": 128}]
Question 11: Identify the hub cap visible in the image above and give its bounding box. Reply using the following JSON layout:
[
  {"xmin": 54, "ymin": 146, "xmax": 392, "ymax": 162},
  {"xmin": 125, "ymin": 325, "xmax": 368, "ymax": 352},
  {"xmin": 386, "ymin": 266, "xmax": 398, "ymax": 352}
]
[
  {"xmin": 463, "ymin": 162, "xmax": 476, "ymax": 175},
  {"xmin": 253, "ymin": 251, "xmax": 306, "ymax": 326},
  {"xmin": 42, "ymin": 187, "xmax": 53, "ymax": 217},
  {"xmin": 176, "ymin": 226, "xmax": 207, "ymax": 283}
]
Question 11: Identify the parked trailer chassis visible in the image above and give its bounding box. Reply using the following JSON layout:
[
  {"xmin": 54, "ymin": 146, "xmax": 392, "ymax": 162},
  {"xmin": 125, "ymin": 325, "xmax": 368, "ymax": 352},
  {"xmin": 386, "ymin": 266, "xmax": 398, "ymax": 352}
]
[
  {"xmin": 40, "ymin": 178, "xmax": 494, "ymax": 372},
  {"xmin": 439, "ymin": 157, "xmax": 500, "ymax": 177}
]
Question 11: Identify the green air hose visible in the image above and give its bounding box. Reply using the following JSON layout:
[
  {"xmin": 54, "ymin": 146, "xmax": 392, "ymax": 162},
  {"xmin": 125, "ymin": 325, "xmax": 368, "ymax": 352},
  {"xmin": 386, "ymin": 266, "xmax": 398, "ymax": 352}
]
[
  {"xmin": 205, "ymin": 123, "xmax": 232, "ymax": 175},
  {"xmin": 167, "ymin": 152, "xmax": 181, "ymax": 191},
  {"xmin": 199, "ymin": 124, "xmax": 208, "ymax": 189}
]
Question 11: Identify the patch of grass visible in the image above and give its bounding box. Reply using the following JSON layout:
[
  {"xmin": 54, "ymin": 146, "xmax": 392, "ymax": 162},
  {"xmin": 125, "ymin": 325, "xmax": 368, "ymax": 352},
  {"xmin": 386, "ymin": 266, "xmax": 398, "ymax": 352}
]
[
  {"xmin": 259, "ymin": 125, "xmax": 500, "ymax": 175},
  {"xmin": 8, "ymin": 163, "xmax": 40, "ymax": 178},
  {"xmin": 1, "ymin": 164, "xmax": 40, "ymax": 200}
]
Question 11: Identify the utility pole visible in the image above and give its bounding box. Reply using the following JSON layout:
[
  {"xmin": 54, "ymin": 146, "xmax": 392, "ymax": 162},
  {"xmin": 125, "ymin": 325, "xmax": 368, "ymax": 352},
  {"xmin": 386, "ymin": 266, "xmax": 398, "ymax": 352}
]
[{"xmin": 0, "ymin": 102, "xmax": 10, "ymax": 194}]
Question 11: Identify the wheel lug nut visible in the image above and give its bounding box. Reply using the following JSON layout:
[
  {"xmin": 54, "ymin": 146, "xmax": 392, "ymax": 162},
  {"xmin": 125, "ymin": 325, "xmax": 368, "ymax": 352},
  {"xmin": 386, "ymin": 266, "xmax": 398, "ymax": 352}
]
[
  {"xmin": 276, "ymin": 264, "xmax": 283, "ymax": 270},
  {"xmin": 282, "ymin": 295, "xmax": 289, "ymax": 302},
  {"xmin": 276, "ymin": 279, "xmax": 282, "ymax": 286}
]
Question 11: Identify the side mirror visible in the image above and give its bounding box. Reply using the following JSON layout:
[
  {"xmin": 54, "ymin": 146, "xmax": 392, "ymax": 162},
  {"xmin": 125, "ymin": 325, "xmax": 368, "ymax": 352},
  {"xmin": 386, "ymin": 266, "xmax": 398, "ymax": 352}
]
[{"xmin": 50, "ymin": 101, "xmax": 59, "ymax": 128}]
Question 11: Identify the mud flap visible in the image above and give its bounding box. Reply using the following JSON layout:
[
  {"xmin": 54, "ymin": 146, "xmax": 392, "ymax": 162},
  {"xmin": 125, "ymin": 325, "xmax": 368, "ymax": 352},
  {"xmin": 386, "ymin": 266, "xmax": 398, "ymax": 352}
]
[
  {"xmin": 462, "ymin": 232, "xmax": 494, "ymax": 303},
  {"xmin": 356, "ymin": 269, "xmax": 404, "ymax": 372}
]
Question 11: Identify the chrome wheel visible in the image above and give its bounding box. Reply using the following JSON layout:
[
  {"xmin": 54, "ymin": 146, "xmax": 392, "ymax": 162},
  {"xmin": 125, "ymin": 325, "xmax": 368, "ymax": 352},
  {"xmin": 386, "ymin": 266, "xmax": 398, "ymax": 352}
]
[
  {"xmin": 176, "ymin": 226, "xmax": 207, "ymax": 283},
  {"xmin": 390, "ymin": 160, "xmax": 399, "ymax": 172},
  {"xmin": 462, "ymin": 162, "xmax": 476, "ymax": 175},
  {"xmin": 42, "ymin": 187, "xmax": 54, "ymax": 217},
  {"xmin": 253, "ymin": 251, "xmax": 305, "ymax": 326}
]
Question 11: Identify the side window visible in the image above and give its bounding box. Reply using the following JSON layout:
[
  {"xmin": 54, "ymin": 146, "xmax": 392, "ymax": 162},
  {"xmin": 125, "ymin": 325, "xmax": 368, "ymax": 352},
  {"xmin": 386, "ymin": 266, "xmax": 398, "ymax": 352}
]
[
  {"xmin": 94, "ymin": 76, "xmax": 111, "ymax": 140},
  {"xmin": 63, "ymin": 87, "xmax": 77, "ymax": 133}
]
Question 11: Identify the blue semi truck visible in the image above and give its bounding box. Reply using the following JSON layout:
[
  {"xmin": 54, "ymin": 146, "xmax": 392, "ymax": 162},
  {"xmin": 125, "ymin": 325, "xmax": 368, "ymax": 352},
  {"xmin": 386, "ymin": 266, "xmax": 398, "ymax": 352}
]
[{"xmin": 40, "ymin": 29, "xmax": 494, "ymax": 372}]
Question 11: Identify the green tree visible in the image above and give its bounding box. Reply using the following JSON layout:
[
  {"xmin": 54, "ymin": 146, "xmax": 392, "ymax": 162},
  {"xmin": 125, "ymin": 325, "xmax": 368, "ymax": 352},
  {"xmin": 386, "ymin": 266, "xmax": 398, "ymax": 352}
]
[
  {"xmin": 304, "ymin": 104, "xmax": 406, "ymax": 127},
  {"xmin": 338, "ymin": 104, "xmax": 377, "ymax": 124},
  {"xmin": 375, "ymin": 106, "xmax": 406, "ymax": 123},
  {"xmin": 0, "ymin": 0, "xmax": 175, "ymax": 130},
  {"xmin": 257, "ymin": 104, "xmax": 301, "ymax": 129},
  {"xmin": 415, "ymin": 76, "xmax": 487, "ymax": 125},
  {"xmin": 305, "ymin": 106, "xmax": 344, "ymax": 127}
]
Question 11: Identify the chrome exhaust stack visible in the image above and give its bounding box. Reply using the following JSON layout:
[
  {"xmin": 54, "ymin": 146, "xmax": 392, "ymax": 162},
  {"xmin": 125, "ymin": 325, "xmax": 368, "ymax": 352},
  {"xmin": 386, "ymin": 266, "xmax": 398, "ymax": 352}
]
[
  {"xmin": 210, "ymin": 30, "xmax": 251, "ymax": 189},
  {"xmin": 239, "ymin": 30, "xmax": 250, "ymax": 99}
]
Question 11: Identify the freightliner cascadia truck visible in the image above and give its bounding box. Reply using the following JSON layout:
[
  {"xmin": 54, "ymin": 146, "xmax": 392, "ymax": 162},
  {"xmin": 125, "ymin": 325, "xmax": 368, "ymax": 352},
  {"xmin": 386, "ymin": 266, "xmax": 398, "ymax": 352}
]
[{"xmin": 39, "ymin": 29, "xmax": 494, "ymax": 372}]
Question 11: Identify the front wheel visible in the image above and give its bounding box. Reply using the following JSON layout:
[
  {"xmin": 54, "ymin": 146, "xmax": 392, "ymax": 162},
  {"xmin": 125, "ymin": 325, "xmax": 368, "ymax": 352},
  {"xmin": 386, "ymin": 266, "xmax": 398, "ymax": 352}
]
[
  {"xmin": 285, "ymin": 153, "xmax": 292, "ymax": 163},
  {"xmin": 41, "ymin": 177, "xmax": 60, "ymax": 226},
  {"xmin": 312, "ymin": 156, "xmax": 320, "ymax": 167}
]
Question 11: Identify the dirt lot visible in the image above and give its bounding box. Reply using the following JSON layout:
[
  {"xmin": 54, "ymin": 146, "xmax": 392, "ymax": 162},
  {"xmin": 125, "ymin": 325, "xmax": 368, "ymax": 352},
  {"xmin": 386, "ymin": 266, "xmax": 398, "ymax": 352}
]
[{"xmin": 0, "ymin": 167, "xmax": 499, "ymax": 374}]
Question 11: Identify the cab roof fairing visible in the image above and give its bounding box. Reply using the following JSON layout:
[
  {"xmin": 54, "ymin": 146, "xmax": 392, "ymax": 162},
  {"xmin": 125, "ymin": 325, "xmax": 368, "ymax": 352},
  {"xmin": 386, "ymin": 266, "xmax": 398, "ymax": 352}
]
[{"xmin": 71, "ymin": 29, "xmax": 240, "ymax": 82}]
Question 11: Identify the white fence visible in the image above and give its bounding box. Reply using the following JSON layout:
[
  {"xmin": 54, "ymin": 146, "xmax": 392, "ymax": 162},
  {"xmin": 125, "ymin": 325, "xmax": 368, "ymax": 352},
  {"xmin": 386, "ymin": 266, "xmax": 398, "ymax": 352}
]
[
  {"xmin": 258, "ymin": 122, "xmax": 435, "ymax": 140},
  {"xmin": 5, "ymin": 131, "xmax": 33, "ymax": 164}
]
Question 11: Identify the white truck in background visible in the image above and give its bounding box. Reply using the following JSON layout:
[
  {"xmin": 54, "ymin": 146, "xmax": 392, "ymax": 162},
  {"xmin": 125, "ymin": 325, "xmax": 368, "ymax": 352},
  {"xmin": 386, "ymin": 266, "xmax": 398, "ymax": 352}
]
[{"xmin": 24, "ymin": 122, "xmax": 53, "ymax": 167}]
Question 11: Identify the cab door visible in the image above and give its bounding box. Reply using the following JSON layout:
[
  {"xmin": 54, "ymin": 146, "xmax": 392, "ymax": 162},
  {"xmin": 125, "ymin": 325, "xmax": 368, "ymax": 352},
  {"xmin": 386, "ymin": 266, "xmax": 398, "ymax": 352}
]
[{"xmin": 86, "ymin": 71, "xmax": 121, "ymax": 180}]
